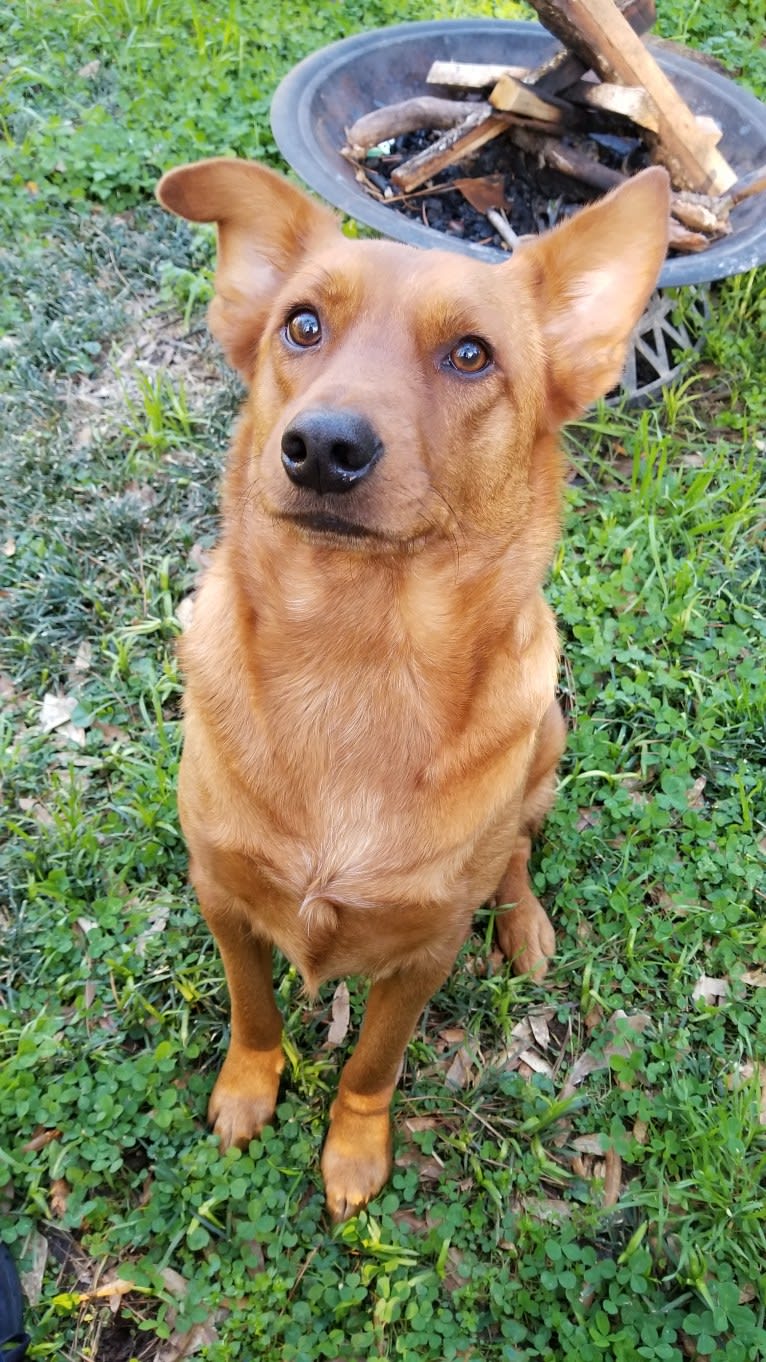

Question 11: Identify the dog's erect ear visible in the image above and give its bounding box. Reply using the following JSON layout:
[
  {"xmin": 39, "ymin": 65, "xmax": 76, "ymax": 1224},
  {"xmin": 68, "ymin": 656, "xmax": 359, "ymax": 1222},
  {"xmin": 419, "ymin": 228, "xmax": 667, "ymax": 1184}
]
[
  {"xmin": 157, "ymin": 158, "xmax": 340, "ymax": 374},
  {"xmin": 513, "ymin": 167, "xmax": 670, "ymax": 425}
]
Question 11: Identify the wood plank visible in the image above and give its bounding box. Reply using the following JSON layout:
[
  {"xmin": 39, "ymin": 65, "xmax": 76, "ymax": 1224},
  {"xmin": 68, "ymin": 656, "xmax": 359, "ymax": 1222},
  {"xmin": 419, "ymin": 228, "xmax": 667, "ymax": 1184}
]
[{"xmin": 524, "ymin": 0, "xmax": 736, "ymax": 192}]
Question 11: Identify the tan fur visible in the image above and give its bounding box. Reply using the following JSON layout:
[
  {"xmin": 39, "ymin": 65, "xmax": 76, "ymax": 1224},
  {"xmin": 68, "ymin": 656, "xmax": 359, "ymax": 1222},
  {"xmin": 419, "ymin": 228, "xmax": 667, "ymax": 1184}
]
[{"xmin": 156, "ymin": 159, "xmax": 669, "ymax": 1220}]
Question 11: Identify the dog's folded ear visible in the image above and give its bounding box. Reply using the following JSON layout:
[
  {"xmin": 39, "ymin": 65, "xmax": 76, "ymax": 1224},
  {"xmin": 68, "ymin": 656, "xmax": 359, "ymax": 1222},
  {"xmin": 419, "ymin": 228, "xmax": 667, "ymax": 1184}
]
[
  {"xmin": 156, "ymin": 158, "xmax": 339, "ymax": 375},
  {"xmin": 512, "ymin": 166, "xmax": 670, "ymax": 426}
]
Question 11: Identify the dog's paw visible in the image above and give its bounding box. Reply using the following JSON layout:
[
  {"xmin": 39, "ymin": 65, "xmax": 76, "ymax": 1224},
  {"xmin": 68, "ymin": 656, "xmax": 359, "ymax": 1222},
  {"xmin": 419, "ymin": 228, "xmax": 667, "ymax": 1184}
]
[
  {"xmin": 495, "ymin": 892, "xmax": 555, "ymax": 979},
  {"xmin": 321, "ymin": 1103, "xmax": 392, "ymax": 1222},
  {"xmin": 207, "ymin": 1042, "xmax": 284, "ymax": 1150}
]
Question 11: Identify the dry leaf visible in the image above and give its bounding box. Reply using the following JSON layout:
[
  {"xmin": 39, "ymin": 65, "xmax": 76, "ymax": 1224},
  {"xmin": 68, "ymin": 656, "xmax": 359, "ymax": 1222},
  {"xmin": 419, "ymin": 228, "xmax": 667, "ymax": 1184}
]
[
  {"xmin": 18, "ymin": 797, "xmax": 54, "ymax": 827},
  {"xmin": 22, "ymin": 1127, "xmax": 62, "ymax": 1153},
  {"xmin": 39, "ymin": 693, "xmax": 78, "ymax": 733},
  {"xmin": 19, "ymin": 1230, "xmax": 48, "ymax": 1306},
  {"xmin": 559, "ymin": 1011, "xmax": 650, "ymax": 1101},
  {"xmin": 602, "ymin": 1147, "xmax": 622, "ymax": 1207},
  {"xmin": 445, "ymin": 1043, "xmax": 476, "ymax": 1090},
  {"xmin": 453, "ymin": 174, "xmax": 506, "ymax": 213},
  {"xmin": 692, "ymin": 974, "xmax": 729, "ymax": 1005},
  {"xmin": 726, "ymin": 1062, "xmax": 766, "ymax": 1125},
  {"xmin": 742, "ymin": 969, "xmax": 766, "ymax": 988},
  {"xmin": 176, "ymin": 594, "xmax": 195, "ymax": 631},
  {"xmin": 439, "ymin": 1027, "xmax": 466, "ymax": 1045},
  {"xmin": 50, "ymin": 1178, "xmax": 71, "ymax": 1218},
  {"xmin": 570, "ymin": 1134, "xmax": 605, "ymax": 1156},
  {"xmin": 529, "ymin": 1013, "xmax": 551, "ymax": 1050},
  {"xmin": 135, "ymin": 897, "xmax": 171, "ymax": 956},
  {"xmin": 326, "ymin": 981, "xmax": 351, "ymax": 1047},
  {"xmin": 517, "ymin": 1048, "xmax": 553, "ymax": 1078}
]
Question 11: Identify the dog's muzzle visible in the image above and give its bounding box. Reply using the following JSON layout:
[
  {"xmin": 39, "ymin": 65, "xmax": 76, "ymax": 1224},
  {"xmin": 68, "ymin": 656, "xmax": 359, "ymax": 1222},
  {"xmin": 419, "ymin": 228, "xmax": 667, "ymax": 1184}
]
[{"xmin": 281, "ymin": 408, "xmax": 383, "ymax": 495}]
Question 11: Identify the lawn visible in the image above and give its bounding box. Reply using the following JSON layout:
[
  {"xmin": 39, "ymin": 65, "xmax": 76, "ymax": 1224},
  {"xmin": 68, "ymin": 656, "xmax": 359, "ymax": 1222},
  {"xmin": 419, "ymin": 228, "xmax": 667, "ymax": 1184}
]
[{"xmin": 0, "ymin": 1, "xmax": 764, "ymax": 1359}]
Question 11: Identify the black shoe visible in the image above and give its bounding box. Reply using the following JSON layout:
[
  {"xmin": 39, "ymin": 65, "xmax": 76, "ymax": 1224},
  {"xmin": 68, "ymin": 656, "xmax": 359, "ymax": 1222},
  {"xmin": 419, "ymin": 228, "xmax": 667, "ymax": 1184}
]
[{"xmin": 0, "ymin": 1244, "xmax": 30, "ymax": 1362}]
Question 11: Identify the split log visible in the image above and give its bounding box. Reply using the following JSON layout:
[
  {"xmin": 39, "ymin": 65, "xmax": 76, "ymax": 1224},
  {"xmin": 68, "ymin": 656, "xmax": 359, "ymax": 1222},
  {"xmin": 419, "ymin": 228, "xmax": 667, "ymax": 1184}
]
[
  {"xmin": 426, "ymin": 60, "xmax": 528, "ymax": 89},
  {"xmin": 345, "ymin": 97, "xmax": 487, "ymax": 154},
  {"xmin": 511, "ymin": 129, "xmax": 627, "ymax": 194},
  {"xmin": 390, "ymin": 109, "xmax": 559, "ymax": 195},
  {"xmin": 524, "ymin": 0, "xmax": 736, "ymax": 192},
  {"xmin": 530, "ymin": 0, "xmax": 656, "ymax": 95},
  {"xmin": 567, "ymin": 79, "xmax": 660, "ymax": 132},
  {"xmin": 488, "ymin": 74, "xmax": 572, "ymax": 125}
]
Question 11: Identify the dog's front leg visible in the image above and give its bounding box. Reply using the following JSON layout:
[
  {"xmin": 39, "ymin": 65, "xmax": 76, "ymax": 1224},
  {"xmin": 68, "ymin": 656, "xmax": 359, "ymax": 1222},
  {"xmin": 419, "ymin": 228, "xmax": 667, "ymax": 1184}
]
[
  {"xmin": 192, "ymin": 867, "xmax": 284, "ymax": 1150},
  {"xmin": 321, "ymin": 950, "xmax": 459, "ymax": 1221}
]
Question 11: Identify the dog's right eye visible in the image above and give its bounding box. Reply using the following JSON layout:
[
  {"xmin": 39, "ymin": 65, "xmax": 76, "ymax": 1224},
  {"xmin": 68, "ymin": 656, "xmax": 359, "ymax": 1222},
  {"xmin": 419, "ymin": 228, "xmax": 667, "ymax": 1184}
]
[{"xmin": 285, "ymin": 308, "xmax": 322, "ymax": 348}]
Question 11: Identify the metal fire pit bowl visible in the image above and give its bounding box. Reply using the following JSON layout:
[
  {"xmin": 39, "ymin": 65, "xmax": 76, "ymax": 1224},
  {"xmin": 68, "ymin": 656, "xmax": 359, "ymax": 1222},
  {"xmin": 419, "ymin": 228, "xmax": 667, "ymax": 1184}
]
[{"xmin": 271, "ymin": 19, "xmax": 766, "ymax": 402}]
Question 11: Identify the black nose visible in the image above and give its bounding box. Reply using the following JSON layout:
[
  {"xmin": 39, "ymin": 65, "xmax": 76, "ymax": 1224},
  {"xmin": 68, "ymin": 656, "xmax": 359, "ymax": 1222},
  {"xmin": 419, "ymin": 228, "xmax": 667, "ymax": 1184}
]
[{"xmin": 280, "ymin": 409, "xmax": 383, "ymax": 495}]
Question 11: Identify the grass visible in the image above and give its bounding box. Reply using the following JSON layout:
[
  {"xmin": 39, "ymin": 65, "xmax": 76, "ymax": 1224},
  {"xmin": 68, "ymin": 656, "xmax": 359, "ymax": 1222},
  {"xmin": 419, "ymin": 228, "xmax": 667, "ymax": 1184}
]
[{"xmin": 1, "ymin": 1, "xmax": 765, "ymax": 1359}]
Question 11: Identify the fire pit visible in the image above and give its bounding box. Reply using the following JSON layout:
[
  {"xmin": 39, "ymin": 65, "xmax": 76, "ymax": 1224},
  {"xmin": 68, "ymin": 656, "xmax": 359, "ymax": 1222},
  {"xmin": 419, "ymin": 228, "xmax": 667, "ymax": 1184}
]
[{"xmin": 271, "ymin": 19, "xmax": 766, "ymax": 401}]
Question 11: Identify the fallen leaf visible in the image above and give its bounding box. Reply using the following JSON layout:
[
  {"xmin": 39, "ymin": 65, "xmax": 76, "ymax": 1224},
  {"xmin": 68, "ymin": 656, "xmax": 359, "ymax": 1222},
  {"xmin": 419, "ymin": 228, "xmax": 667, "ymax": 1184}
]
[
  {"xmin": 559, "ymin": 1011, "xmax": 650, "ymax": 1101},
  {"xmin": 39, "ymin": 693, "xmax": 78, "ymax": 733},
  {"xmin": 50, "ymin": 1178, "xmax": 71, "ymax": 1218},
  {"xmin": 445, "ymin": 1043, "xmax": 476, "ymax": 1090},
  {"xmin": 602, "ymin": 1147, "xmax": 622, "ymax": 1207},
  {"xmin": 326, "ymin": 981, "xmax": 351, "ymax": 1047},
  {"xmin": 18, "ymin": 797, "xmax": 54, "ymax": 827},
  {"xmin": 22, "ymin": 1127, "xmax": 62, "ymax": 1153},
  {"xmin": 72, "ymin": 640, "xmax": 93, "ymax": 673},
  {"xmin": 453, "ymin": 174, "xmax": 506, "ymax": 213},
  {"xmin": 529, "ymin": 1013, "xmax": 551, "ymax": 1050},
  {"xmin": 726, "ymin": 1062, "xmax": 766, "ymax": 1126},
  {"xmin": 570, "ymin": 1134, "xmax": 605, "ymax": 1156},
  {"xmin": 517, "ymin": 1047, "xmax": 553, "ymax": 1078},
  {"xmin": 176, "ymin": 594, "xmax": 195, "ymax": 630},
  {"xmin": 742, "ymin": 969, "xmax": 766, "ymax": 988},
  {"xmin": 692, "ymin": 974, "xmax": 729, "ymax": 1005},
  {"xmin": 439, "ymin": 1027, "xmax": 466, "ymax": 1046},
  {"xmin": 135, "ymin": 897, "xmax": 171, "ymax": 956},
  {"xmin": 19, "ymin": 1230, "xmax": 48, "ymax": 1305}
]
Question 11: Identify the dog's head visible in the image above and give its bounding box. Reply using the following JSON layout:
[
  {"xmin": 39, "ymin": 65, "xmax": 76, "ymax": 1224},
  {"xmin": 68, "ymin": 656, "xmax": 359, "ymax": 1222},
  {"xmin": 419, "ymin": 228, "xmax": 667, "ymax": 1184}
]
[{"xmin": 157, "ymin": 159, "xmax": 668, "ymax": 556}]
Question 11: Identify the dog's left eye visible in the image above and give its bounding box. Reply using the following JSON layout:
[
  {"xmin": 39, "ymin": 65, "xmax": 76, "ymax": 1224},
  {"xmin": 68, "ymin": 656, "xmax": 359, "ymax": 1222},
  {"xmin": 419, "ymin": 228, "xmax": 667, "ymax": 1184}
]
[
  {"xmin": 447, "ymin": 336, "xmax": 492, "ymax": 375},
  {"xmin": 285, "ymin": 308, "xmax": 322, "ymax": 348}
]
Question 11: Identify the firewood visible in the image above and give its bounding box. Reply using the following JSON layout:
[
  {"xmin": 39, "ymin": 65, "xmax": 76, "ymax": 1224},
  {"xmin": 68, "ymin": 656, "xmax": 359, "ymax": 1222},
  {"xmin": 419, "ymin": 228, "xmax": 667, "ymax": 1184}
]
[
  {"xmin": 426, "ymin": 60, "xmax": 528, "ymax": 89},
  {"xmin": 567, "ymin": 79, "xmax": 660, "ymax": 132},
  {"xmin": 390, "ymin": 109, "xmax": 560, "ymax": 195},
  {"xmin": 727, "ymin": 162, "xmax": 766, "ymax": 207},
  {"xmin": 345, "ymin": 97, "xmax": 488, "ymax": 155},
  {"xmin": 667, "ymin": 218, "xmax": 711, "ymax": 252},
  {"xmin": 524, "ymin": 0, "xmax": 736, "ymax": 192},
  {"xmin": 511, "ymin": 129, "xmax": 627, "ymax": 194},
  {"xmin": 488, "ymin": 74, "xmax": 571, "ymax": 124},
  {"xmin": 670, "ymin": 191, "xmax": 730, "ymax": 235},
  {"xmin": 530, "ymin": 0, "xmax": 656, "ymax": 95}
]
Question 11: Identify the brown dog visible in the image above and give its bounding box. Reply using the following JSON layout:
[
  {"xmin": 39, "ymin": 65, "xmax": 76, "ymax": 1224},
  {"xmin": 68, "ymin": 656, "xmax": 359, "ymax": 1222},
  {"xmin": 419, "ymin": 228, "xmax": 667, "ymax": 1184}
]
[{"xmin": 157, "ymin": 159, "xmax": 668, "ymax": 1220}]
